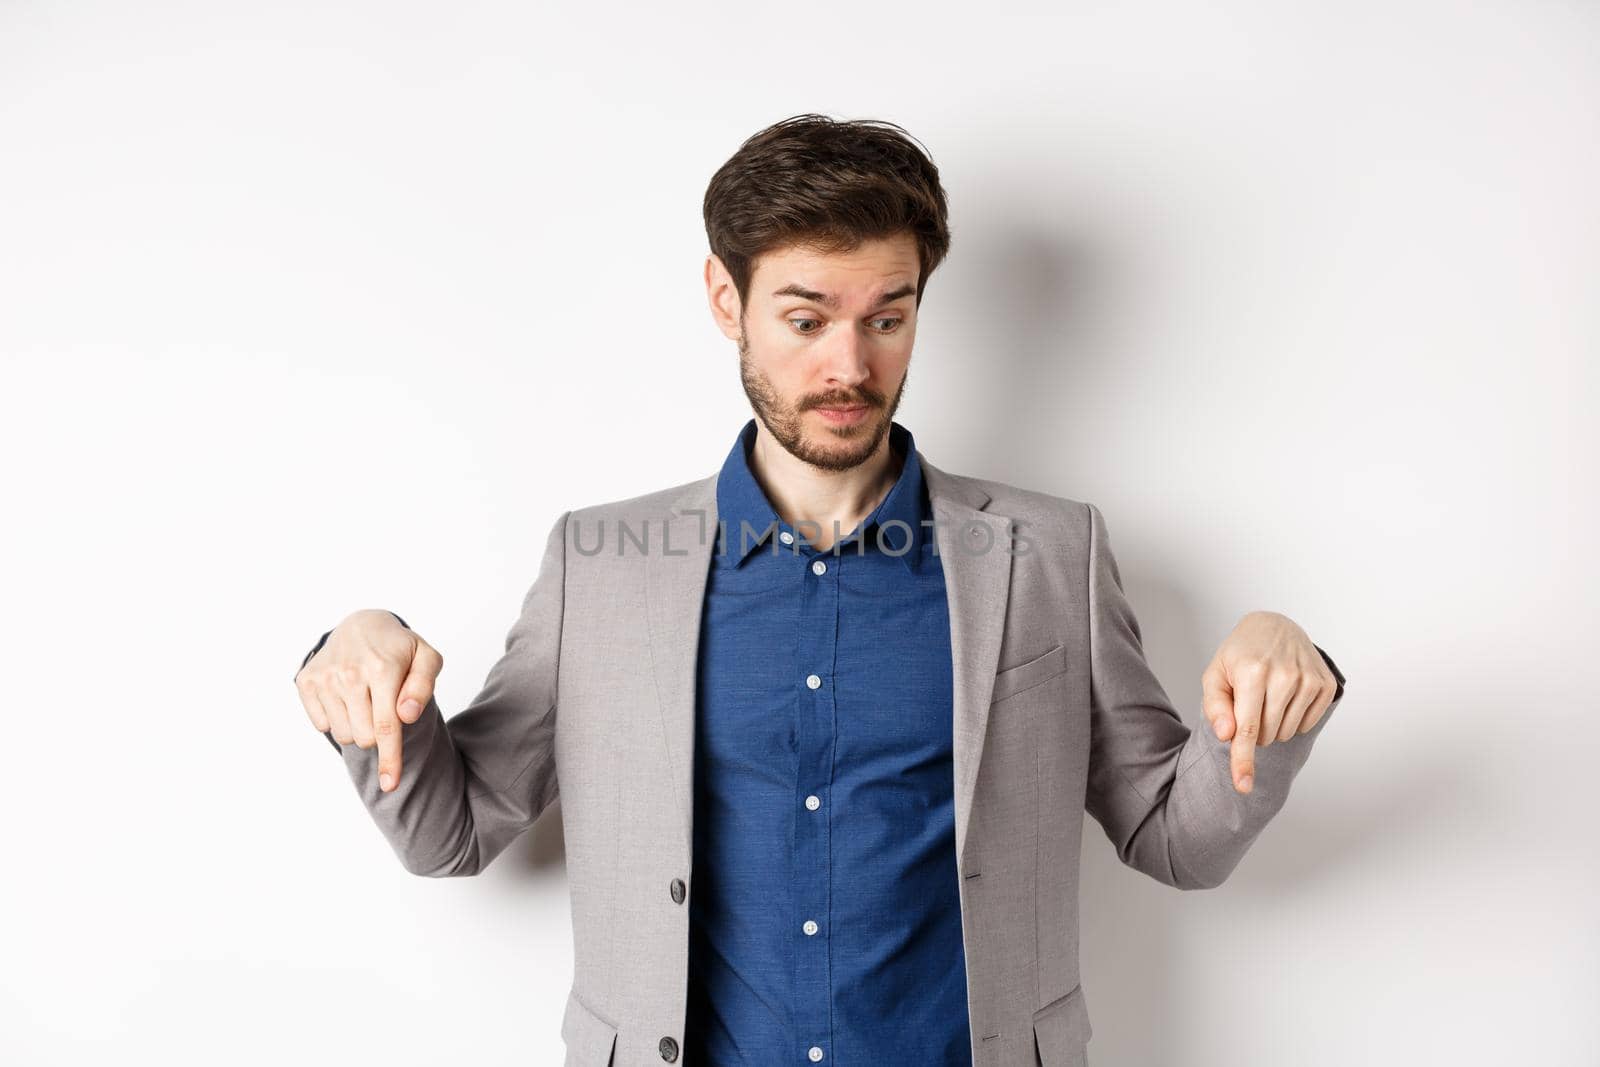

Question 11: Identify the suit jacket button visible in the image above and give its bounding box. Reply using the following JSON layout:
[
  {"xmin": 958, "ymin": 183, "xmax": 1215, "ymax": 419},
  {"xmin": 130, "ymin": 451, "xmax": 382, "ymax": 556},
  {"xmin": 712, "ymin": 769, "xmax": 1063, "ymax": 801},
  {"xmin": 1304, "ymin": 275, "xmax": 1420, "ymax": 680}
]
[
  {"xmin": 670, "ymin": 878, "xmax": 686, "ymax": 904},
  {"xmin": 659, "ymin": 1035, "xmax": 679, "ymax": 1061}
]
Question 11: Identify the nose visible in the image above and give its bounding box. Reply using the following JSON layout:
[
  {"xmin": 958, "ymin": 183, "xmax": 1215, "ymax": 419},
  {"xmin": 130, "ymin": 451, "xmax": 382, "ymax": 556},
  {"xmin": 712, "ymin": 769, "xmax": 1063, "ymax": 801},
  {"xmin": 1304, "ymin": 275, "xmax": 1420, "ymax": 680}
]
[{"xmin": 819, "ymin": 329, "xmax": 871, "ymax": 392}]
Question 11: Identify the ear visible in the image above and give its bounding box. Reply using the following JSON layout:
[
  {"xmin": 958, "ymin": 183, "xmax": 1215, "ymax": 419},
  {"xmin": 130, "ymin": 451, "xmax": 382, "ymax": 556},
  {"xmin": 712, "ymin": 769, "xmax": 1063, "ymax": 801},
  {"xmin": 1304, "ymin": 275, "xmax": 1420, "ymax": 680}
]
[{"xmin": 704, "ymin": 253, "xmax": 743, "ymax": 341}]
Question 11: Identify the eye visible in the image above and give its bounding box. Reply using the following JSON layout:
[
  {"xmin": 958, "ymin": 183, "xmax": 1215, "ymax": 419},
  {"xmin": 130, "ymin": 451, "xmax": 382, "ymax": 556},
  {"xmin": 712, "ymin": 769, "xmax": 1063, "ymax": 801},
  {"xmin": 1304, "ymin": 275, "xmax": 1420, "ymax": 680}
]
[
  {"xmin": 789, "ymin": 318, "xmax": 822, "ymax": 335},
  {"xmin": 870, "ymin": 317, "xmax": 903, "ymax": 333}
]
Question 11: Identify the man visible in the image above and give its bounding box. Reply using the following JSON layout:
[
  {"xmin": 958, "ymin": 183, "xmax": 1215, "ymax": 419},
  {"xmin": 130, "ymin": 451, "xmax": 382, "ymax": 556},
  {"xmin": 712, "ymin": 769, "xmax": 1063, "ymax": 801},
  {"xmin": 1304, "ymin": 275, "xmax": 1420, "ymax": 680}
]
[{"xmin": 294, "ymin": 114, "xmax": 1346, "ymax": 1067}]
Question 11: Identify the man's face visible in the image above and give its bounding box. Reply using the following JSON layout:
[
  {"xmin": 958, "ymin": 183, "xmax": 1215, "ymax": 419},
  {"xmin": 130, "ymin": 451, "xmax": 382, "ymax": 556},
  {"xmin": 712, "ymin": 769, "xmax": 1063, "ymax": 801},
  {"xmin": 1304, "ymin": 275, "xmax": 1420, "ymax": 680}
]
[{"xmin": 707, "ymin": 232, "xmax": 921, "ymax": 473}]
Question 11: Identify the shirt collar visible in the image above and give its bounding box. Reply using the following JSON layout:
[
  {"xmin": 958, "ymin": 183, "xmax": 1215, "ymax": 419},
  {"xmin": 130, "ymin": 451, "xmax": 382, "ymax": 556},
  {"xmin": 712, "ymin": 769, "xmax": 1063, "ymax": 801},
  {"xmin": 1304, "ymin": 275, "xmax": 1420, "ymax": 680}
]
[{"xmin": 714, "ymin": 416, "xmax": 927, "ymax": 572}]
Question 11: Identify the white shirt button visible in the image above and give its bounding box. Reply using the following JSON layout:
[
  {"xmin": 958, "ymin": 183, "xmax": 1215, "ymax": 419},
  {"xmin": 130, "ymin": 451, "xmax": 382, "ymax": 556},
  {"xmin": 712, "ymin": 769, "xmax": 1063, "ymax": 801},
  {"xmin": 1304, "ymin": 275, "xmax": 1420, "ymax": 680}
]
[
  {"xmin": 779, "ymin": 530, "xmax": 794, "ymax": 545},
  {"xmin": 811, "ymin": 559, "xmax": 827, "ymax": 575},
  {"xmin": 803, "ymin": 919, "xmax": 818, "ymax": 935},
  {"xmin": 805, "ymin": 795, "xmax": 820, "ymax": 810},
  {"xmin": 809, "ymin": 1047, "xmax": 824, "ymax": 1062},
  {"xmin": 806, "ymin": 674, "xmax": 821, "ymax": 689}
]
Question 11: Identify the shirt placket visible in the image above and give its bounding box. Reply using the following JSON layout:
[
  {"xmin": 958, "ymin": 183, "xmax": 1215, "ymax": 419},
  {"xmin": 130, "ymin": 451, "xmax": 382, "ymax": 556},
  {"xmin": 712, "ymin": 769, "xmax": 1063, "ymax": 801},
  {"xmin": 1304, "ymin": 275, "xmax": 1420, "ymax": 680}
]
[{"xmin": 791, "ymin": 525, "xmax": 841, "ymax": 1065}]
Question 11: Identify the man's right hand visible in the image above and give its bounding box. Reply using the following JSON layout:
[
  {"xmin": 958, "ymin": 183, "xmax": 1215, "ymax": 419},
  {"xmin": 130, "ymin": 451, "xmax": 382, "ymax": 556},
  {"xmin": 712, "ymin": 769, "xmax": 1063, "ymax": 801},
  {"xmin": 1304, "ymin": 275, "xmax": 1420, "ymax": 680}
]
[{"xmin": 294, "ymin": 608, "xmax": 444, "ymax": 792}]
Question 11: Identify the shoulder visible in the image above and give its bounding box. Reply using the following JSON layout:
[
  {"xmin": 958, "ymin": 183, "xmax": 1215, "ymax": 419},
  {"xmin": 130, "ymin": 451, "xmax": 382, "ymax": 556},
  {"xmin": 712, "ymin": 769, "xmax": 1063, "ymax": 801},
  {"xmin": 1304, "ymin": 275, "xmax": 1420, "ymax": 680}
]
[
  {"xmin": 554, "ymin": 472, "xmax": 717, "ymax": 559},
  {"xmin": 987, "ymin": 477, "xmax": 1093, "ymax": 530},
  {"xmin": 924, "ymin": 459, "xmax": 1096, "ymax": 546},
  {"xmin": 563, "ymin": 472, "xmax": 713, "ymax": 526}
]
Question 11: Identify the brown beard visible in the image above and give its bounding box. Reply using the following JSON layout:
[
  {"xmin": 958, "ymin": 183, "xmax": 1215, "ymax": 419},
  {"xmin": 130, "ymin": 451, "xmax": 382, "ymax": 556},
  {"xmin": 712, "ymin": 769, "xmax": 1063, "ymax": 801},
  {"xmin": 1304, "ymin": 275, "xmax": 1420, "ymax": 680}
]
[{"xmin": 737, "ymin": 322, "xmax": 908, "ymax": 473}]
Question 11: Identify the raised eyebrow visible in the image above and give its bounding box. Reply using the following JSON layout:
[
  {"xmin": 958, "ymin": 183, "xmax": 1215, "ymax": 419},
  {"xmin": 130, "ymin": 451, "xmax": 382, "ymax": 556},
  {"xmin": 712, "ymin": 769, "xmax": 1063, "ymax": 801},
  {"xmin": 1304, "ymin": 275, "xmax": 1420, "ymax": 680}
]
[{"xmin": 772, "ymin": 282, "xmax": 917, "ymax": 310}]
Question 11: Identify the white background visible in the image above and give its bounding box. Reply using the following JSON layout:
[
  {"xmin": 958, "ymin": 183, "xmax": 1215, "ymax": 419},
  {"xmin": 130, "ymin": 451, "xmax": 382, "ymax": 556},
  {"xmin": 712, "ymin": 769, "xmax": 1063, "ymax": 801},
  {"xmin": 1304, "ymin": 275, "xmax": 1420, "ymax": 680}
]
[{"xmin": 2, "ymin": 1, "xmax": 1594, "ymax": 1063}]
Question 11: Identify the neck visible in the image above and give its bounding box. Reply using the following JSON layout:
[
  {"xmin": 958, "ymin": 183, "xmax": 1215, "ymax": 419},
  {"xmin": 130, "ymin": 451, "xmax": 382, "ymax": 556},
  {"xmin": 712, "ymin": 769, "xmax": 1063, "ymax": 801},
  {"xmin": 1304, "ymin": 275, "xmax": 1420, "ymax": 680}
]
[{"xmin": 749, "ymin": 422, "xmax": 902, "ymax": 552}]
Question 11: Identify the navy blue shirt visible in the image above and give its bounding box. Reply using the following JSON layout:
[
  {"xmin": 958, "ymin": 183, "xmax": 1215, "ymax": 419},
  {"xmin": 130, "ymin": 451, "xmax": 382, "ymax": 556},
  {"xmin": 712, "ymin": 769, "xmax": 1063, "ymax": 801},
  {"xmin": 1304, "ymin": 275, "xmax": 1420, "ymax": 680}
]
[{"xmin": 685, "ymin": 417, "xmax": 972, "ymax": 1065}]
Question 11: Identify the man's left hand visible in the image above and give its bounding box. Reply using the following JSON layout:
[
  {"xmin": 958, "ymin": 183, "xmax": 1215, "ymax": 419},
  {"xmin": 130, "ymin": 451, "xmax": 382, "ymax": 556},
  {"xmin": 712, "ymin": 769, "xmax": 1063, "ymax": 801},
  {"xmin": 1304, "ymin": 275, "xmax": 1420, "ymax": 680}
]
[{"xmin": 1201, "ymin": 611, "xmax": 1340, "ymax": 794}]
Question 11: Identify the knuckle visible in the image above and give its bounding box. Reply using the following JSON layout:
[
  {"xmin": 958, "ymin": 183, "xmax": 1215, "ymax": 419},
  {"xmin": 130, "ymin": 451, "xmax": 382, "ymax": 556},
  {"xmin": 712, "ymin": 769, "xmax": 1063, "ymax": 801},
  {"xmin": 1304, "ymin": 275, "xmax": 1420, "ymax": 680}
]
[
  {"xmin": 374, "ymin": 717, "xmax": 399, "ymax": 737},
  {"xmin": 337, "ymin": 662, "xmax": 364, "ymax": 686}
]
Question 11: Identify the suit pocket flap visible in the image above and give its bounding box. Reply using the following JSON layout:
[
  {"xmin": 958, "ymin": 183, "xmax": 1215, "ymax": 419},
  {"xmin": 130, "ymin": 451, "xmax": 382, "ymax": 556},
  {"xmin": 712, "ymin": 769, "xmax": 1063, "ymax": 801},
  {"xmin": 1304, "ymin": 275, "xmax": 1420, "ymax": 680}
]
[
  {"xmin": 560, "ymin": 987, "xmax": 618, "ymax": 1066},
  {"xmin": 991, "ymin": 643, "xmax": 1068, "ymax": 704},
  {"xmin": 1033, "ymin": 982, "xmax": 1092, "ymax": 1067}
]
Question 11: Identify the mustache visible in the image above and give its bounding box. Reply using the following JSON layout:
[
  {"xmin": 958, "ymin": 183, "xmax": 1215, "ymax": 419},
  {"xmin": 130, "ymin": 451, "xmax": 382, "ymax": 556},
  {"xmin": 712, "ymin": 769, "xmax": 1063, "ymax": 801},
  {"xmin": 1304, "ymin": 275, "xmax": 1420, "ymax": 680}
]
[{"xmin": 802, "ymin": 393, "xmax": 882, "ymax": 410}]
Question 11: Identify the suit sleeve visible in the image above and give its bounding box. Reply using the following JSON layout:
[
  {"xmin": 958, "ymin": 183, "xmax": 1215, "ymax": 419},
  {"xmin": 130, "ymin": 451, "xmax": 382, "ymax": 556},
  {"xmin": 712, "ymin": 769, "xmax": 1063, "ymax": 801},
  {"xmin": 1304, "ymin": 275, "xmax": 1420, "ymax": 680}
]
[
  {"xmin": 1316, "ymin": 643, "xmax": 1346, "ymax": 704},
  {"xmin": 311, "ymin": 511, "xmax": 570, "ymax": 877},
  {"xmin": 1081, "ymin": 501, "xmax": 1341, "ymax": 890}
]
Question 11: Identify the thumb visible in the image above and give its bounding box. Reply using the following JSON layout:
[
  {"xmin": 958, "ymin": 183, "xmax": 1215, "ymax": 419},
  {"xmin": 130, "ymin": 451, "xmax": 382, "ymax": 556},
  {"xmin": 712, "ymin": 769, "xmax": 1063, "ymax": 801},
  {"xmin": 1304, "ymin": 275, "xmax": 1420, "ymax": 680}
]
[
  {"xmin": 397, "ymin": 643, "xmax": 443, "ymax": 723},
  {"xmin": 1201, "ymin": 665, "xmax": 1235, "ymax": 742}
]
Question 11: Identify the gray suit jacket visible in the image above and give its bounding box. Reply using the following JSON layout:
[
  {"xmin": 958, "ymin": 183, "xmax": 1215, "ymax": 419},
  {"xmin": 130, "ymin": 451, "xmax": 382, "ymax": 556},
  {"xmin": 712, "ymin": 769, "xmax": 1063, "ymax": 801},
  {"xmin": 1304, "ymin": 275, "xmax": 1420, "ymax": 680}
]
[{"xmin": 318, "ymin": 448, "xmax": 1343, "ymax": 1067}]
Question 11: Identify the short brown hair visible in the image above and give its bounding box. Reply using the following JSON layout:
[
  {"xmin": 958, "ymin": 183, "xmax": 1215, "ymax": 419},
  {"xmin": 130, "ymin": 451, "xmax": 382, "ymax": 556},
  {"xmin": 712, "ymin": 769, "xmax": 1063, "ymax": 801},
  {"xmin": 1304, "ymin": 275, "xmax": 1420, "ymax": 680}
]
[{"xmin": 702, "ymin": 113, "xmax": 952, "ymax": 311}]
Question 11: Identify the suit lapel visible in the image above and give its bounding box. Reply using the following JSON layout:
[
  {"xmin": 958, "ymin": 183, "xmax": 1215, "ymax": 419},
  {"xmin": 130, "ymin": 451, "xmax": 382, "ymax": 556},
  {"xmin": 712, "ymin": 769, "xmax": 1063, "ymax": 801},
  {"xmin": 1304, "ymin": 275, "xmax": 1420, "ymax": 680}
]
[
  {"xmin": 644, "ymin": 475, "xmax": 718, "ymax": 855},
  {"xmin": 643, "ymin": 450, "xmax": 1014, "ymax": 867},
  {"xmin": 920, "ymin": 455, "xmax": 1013, "ymax": 863}
]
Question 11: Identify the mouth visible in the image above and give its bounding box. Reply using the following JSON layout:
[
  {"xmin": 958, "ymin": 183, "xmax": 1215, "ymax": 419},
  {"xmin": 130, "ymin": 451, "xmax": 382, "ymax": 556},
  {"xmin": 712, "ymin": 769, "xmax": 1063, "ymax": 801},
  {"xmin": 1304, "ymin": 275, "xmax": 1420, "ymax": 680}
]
[{"xmin": 813, "ymin": 404, "xmax": 871, "ymax": 426}]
